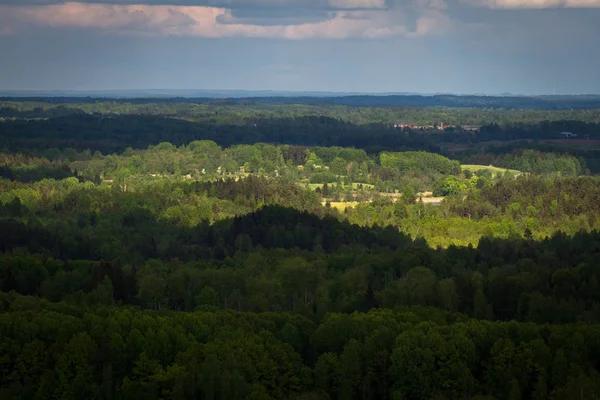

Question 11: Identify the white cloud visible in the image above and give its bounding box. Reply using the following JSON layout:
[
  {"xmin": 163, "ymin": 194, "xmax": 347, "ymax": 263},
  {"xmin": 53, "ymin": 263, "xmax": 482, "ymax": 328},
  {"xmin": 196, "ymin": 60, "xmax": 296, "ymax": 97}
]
[
  {"xmin": 463, "ymin": 0, "xmax": 600, "ymax": 8},
  {"xmin": 409, "ymin": 10, "xmax": 452, "ymax": 36},
  {"xmin": 0, "ymin": 1, "xmax": 451, "ymax": 39}
]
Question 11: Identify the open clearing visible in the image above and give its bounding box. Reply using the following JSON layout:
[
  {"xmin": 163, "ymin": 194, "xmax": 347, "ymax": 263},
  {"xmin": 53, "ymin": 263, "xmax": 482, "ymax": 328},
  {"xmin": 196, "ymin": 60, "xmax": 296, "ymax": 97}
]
[
  {"xmin": 307, "ymin": 182, "xmax": 375, "ymax": 191},
  {"xmin": 322, "ymin": 201, "xmax": 359, "ymax": 210},
  {"xmin": 462, "ymin": 164, "xmax": 521, "ymax": 177},
  {"xmin": 420, "ymin": 197, "xmax": 445, "ymax": 204},
  {"xmin": 322, "ymin": 197, "xmax": 445, "ymax": 209}
]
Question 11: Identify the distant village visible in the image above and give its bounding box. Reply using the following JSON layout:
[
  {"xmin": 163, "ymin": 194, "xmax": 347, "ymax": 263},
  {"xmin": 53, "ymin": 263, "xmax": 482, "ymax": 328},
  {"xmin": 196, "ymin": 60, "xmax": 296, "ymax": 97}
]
[
  {"xmin": 393, "ymin": 123, "xmax": 583, "ymax": 139},
  {"xmin": 393, "ymin": 123, "xmax": 481, "ymax": 132},
  {"xmin": 560, "ymin": 131, "xmax": 577, "ymax": 138}
]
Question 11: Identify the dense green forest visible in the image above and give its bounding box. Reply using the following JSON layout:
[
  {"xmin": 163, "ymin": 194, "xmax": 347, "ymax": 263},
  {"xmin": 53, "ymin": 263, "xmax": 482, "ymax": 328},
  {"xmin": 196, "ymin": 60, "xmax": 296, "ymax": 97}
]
[
  {"xmin": 2, "ymin": 98, "xmax": 600, "ymax": 399},
  {"xmin": 2, "ymin": 100, "xmax": 600, "ymax": 172},
  {"xmin": 2, "ymin": 99, "xmax": 600, "ymax": 127}
]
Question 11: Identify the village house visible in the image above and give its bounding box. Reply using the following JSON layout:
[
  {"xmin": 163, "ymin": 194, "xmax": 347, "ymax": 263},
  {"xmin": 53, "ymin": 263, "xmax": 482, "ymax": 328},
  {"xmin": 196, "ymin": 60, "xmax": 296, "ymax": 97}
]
[{"xmin": 560, "ymin": 132, "xmax": 577, "ymax": 138}]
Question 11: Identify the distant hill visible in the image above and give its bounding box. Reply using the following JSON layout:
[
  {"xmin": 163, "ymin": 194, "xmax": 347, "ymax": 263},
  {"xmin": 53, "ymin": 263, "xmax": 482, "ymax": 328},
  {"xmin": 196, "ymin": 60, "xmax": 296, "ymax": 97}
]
[
  {"xmin": 239, "ymin": 94, "xmax": 600, "ymax": 109},
  {"xmin": 0, "ymin": 89, "xmax": 393, "ymax": 99},
  {"xmin": 2, "ymin": 91, "xmax": 600, "ymax": 109},
  {"xmin": 0, "ymin": 89, "xmax": 422, "ymax": 99}
]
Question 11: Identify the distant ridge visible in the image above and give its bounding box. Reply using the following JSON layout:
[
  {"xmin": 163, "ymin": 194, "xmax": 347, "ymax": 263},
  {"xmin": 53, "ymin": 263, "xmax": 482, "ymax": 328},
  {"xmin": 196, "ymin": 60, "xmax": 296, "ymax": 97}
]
[
  {"xmin": 2, "ymin": 90, "xmax": 600, "ymax": 109},
  {"xmin": 0, "ymin": 89, "xmax": 423, "ymax": 98}
]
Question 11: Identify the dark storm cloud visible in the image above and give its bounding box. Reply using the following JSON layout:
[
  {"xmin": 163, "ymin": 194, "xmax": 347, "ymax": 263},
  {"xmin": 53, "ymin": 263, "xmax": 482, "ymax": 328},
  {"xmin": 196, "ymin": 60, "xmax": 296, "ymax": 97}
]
[{"xmin": 216, "ymin": 7, "xmax": 334, "ymax": 26}]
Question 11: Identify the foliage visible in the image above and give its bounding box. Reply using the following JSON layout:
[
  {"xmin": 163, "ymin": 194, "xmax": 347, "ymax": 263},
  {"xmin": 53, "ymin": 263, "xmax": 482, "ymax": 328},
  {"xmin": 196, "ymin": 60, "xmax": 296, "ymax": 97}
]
[{"xmin": 2, "ymin": 97, "xmax": 600, "ymax": 399}]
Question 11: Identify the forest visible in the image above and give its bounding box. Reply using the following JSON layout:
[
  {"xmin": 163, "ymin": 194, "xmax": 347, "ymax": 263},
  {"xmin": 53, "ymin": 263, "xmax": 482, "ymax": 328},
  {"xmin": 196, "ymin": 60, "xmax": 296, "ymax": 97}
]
[{"xmin": 1, "ymin": 97, "xmax": 600, "ymax": 399}]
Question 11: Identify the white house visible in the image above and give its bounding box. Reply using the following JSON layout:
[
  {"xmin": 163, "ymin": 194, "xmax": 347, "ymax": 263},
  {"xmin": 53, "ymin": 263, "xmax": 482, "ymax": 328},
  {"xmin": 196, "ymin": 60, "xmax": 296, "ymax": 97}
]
[{"xmin": 560, "ymin": 132, "xmax": 577, "ymax": 138}]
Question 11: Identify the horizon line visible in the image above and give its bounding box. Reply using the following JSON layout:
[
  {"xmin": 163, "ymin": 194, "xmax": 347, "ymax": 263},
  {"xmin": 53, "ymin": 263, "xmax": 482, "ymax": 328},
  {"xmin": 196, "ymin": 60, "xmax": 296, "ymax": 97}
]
[{"xmin": 1, "ymin": 89, "xmax": 599, "ymax": 98}]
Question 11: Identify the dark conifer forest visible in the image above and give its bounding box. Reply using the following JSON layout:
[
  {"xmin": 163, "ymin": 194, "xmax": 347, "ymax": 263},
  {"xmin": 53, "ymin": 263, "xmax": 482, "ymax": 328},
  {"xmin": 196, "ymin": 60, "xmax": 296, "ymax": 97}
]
[{"xmin": 2, "ymin": 97, "xmax": 600, "ymax": 399}]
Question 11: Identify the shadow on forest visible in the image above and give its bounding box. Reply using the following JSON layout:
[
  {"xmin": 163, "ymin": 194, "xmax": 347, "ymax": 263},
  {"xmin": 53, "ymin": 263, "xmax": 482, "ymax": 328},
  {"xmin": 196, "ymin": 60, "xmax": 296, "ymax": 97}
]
[
  {"xmin": 0, "ymin": 114, "xmax": 441, "ymax": 155},
  {"xmin": 0, "ymin": 203, "xmax": 425, "ymax": 264},
  {"xmin": 1, "ymin": 198, "xmax": 595, "ymax": 266},
  {"xmin": 1, "ymin": 200, "xmax": 599, "ymax": 320},
  {"xmin": 0, "ymin": 164, "xmax": 81, "ymax": 183},
  {"xmin": 2, "ymin": 114, "xmax": 599, "ymax": 160}
]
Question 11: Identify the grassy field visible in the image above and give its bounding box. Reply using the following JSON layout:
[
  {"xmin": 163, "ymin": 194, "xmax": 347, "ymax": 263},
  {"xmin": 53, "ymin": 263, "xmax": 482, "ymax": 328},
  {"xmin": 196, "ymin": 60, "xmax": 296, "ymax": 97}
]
[
  {"xmin": 420, "ymin": 197, "xmax": 445, "ymax": 204},
  {"xmin": 307, "ymin": 182, "xmax": 375, "ymax": 191},
  {"xmin": 462, "ymin": 164, "xmax": 521, "ymax": 178},
  {"xmin": 322, "ymin": 197, "xmax": 445, "ymax": 209},
  {"xmin": 322, "ymin": 201, "xmax": 359, "ymax": 211}
]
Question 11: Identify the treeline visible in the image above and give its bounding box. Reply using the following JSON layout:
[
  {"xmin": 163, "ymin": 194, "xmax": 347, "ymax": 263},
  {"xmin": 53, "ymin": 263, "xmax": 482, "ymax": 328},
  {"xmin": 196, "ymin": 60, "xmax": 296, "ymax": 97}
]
[
  {"xmin": 459, "ymin": 149, "xmax": 585, "ymax": 176},
  {"xmin": 242, "ymin": 94, "xmax": 600, "ymax": 109},
  {"xmin": 380, "ymin": 151, "xmax": 460, "ymax": 175},
  {"xmin": 0, "ymin": 114, "xmax": 438, "ymax": 155},
  {"xmin": 456, "ymin": 143, "xmax": 600, "ymax": 174},
  {"xmin": 474, "ymin": 120, "xmax": 600, "ymax": 141},
  {"xmin": 2, "ymin": 111, "xmax": 600, "ymax": 158},
  {"xmin": 2, "ymin": 136, "xmax": 589, "ymax": 209},
  {"xmin": 1, "ymin": 141, "xmax": 471, "ymax": 195},
  {"xmin": 0, "ymin": 153, "xmax": 78, "ymax": 182}
]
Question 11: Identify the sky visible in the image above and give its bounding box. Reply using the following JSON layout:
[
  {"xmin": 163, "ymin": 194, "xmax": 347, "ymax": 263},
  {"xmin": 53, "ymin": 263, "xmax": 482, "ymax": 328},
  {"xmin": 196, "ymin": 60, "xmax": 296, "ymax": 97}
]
[{"xmin": 0, "ymin": 0, "xmax": 599, "ymax": 95}]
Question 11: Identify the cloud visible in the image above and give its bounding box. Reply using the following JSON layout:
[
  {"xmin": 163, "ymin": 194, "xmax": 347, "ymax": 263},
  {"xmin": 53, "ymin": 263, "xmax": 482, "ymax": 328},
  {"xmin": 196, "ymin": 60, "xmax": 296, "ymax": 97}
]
[
  {"xmin": 463, "ymin": 0, "xmax": 600, "ymax": 8},
  {"xmin": 0, "ymin": 0, "xmax": 384, "ymax": 8},
  {"xmin": 328, "ymin": 0, "xmax": 386, "ymax": 8},
  {"xmin": 0, "ymin": 25, "xmax": 14, "ymax": 35},
  {"xmin": 409, "ymin": 9, "xmax": 452, "ymax": 36},
  {"xmin": 3, "ymin": 0, "xmax": 595, "ymax": 9},
  {"xmin": 0, "ymin": 1, "xmax": 451, "ymax": 39},
  {"xmin": 8, "ymin": 3, "xmax": 204, "ymax": 32},
  {"xmin": 217, "ymin": 7, "xmax": 333, "ymax": 26}
]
